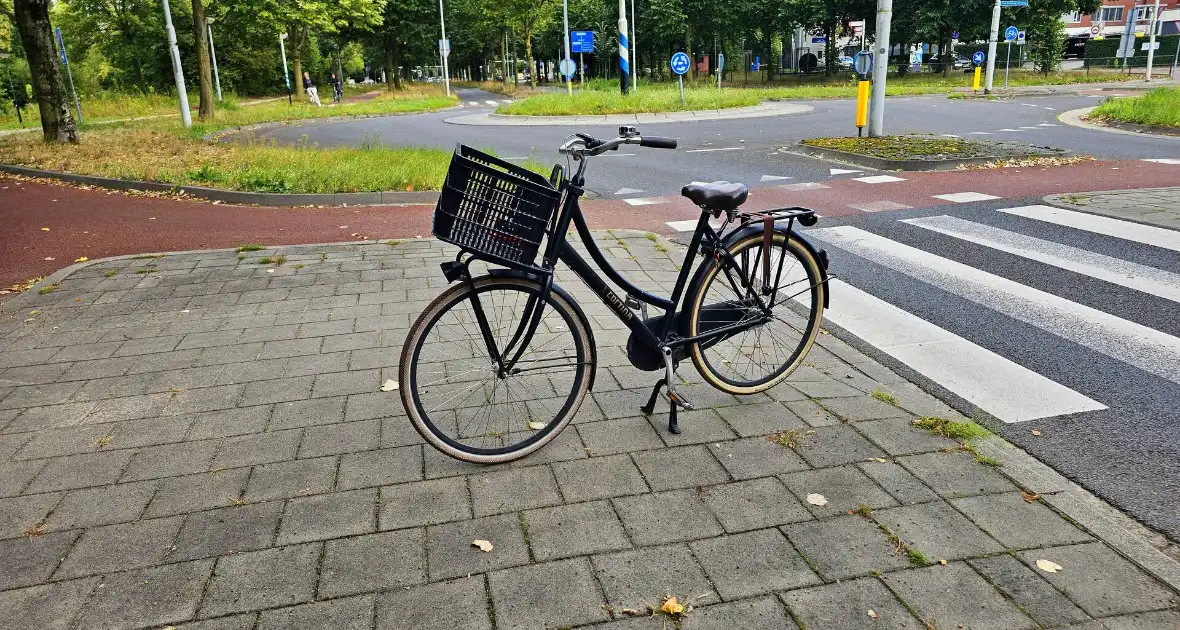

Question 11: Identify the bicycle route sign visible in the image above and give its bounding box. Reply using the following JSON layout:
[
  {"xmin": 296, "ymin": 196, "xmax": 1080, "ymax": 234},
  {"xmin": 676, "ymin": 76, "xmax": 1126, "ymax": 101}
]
[
  {"xmin": 1005, "ymin": 26, "xmax": 1019, "ymax": 42},
  {"xmin": 972, "ymin": 50, "xmax": 986, "ymax": 65},
  {"xmin": 670, "ymin": 52, "xmax": 691, "ymax": 75}
]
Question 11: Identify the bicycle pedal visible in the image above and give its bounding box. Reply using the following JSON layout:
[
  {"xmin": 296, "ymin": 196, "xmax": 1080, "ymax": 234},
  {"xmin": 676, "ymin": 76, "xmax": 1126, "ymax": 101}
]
[{"xmin": 667, "ymin": 391, "xmax": 694, "ymax": 411}]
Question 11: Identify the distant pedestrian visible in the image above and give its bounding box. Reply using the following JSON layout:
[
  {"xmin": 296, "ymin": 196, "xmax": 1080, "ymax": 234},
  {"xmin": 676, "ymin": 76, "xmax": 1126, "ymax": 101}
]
[
  {"xmin": 330, "ymin": 73, "xmax": 343, "ymax": 104},
  {"xmin": 303, "ymin": 72, "xmax": 322, "ymax": 107}
]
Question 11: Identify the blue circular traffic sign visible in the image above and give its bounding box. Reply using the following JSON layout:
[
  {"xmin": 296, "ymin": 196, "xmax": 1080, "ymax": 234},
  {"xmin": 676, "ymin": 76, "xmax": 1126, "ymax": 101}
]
[
  {"xmin": 670, "ymin": 52, "xmax": 691, "ymax": 76},
  {"xmin": 853, "ymin": 51, "xmax": 873, "ymax": 76},
  {"xmin": 1005, "ymin": 25, "xmax": 1019, "ymax": 41},
  {"xmin": 972, "ymin": 50, "xmax": 986, "ymax": 65}
]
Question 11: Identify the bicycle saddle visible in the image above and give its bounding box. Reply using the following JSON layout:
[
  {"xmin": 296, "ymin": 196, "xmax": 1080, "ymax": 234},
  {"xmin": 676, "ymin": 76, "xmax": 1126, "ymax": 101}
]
[{"xmin": 681, "ymin": 181, "xmax": 748, "ymax": 210}]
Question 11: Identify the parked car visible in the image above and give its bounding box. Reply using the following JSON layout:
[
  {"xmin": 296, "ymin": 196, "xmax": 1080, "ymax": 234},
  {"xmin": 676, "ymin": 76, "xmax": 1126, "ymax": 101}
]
[{"xmin": 837, "ymin": 55, "xmax": 855, "ymax": 69}]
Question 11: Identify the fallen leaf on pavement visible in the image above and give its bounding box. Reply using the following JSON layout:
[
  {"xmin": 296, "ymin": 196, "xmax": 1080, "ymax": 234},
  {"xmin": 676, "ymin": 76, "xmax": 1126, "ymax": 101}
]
[
  {"xmin": 380, "ymin": 380, "xmax": 399, "ymax": 392},
  {"xmin": 40, "ymin": 227, "xmax": 50, "ymax": 232},
  {"xmin": 1030, "ymin": 429, "xmax": 1042, "ymax": 436},
  {"xmin": 1021, "ymin": 491, "xmax": 1040, "ymax": 503},
  {"xmin": 867, "ymin": 609, "xmax": 879, "ymax": 619},
  {"xmin": 472, "ymin": 539, "xmax": 493, "ymax": 552},
  {"xmin": 806, "ymin": 493, "xmax": 828, "ymax": 506},
  {"xmin": 528, "ymin": 421, "xmax": 546, "ymax": 431},
  {"xmin": 659, "ymin": 597, "xmax": 684, "ymax": 616},
  {"xmin": 619, "ymin": 609, "xmax": 643, "ymax": 617},
  {"xmin": 75, "ymin": 256, "xmax": 88, "ymax": 263},
  {"xmin": 869, "ymin": 457, "xmax": 888, "ymax": 463},
  {"xmin": 1036, "ymin": 559, "xmax": 1062, "ymax": 573},
  {"xmin": 43, "ymin": 257, "xmax": 55, "ymax": 261},
  {"xmin": 939, "ymin": 559, "xmax": 948, "ymax": 566}
]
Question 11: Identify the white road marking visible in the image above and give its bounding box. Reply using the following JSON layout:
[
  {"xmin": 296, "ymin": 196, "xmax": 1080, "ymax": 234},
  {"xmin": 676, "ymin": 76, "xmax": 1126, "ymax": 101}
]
[
  {"xmin": 966, "ymin": 132, "xmax": 993, "ymax": 135},
  {"xmin": 501, "ymin": 100, "xmax": 512, "ymax": 103},
  {"xmin": 850, "ymin": 201, "xmax": 912, "ymax": 212},
  {"xmin": 814, "ymin": 280, "xmax": 1104, "ymax": 422},
  {"xmin": 1044, "ymin": 107, "xmax": 1056, "ymax": 111},
  {"xmin": 624, "ymin": 197, "xmax": 664, "ymax": 206},
  {"xmin": 811, "ymin": 226, "xmax": 1180, "ymax": 385},
  {"xmin": 760, "ymin": 175, "xmax": 792, "ymax": 182},
  {"xmin": 854, "ymin": 175, "xmax": 906, "ymax": 184},
  {"xmin": 1018, "ymin": 126, "xmax": 1040, "ymax": 130},
  {"xmin": 501, "ymin": 157, "xmax": 531, "ymax": 161},
  {"xmin": 685, "ymin": 147, "xmax": 743, "ymax": 153},
  {"xmin": 905, "ymin": 215, "xmax": 1180, "ymax": 304},
  {"xmin": 932, "ymin": 192, "xmax": 1001, "ymax": 203},
  {"xmin": 485, "ymin": 100, "xmax": 500, "ymax": 105},
  {"xmin": 665, "ymin": 220, "xmax": 698, "ymax": 232},
  {"xmin": 779, "ymin": 182, "xmax": 830, "ymax": 191},
  {"xmin": 614, "ymin": 188, "xmax": 644, "ymax": 195},
  {"xmin": 1143, "ymin": 158, "xmax": 1180, "ymax": 165},
  {"xmin": 830, "ymin": 168, "xmax": 863, "ymax": 175},
  {"xmin": 1037, "ymin": 123, "xmax": 1059, "ymax": 127},
  {"xmin": 997, "ymin": 128, "xmax": 1021, "ymax": 132},
  {"xmin": 998, "ymin": 205, "xmax": 1180, "ymax": 254},
  {"xmin": 600, "ymin": 153, "xmax": 636, "ymax": 157},
  {"xmin": 467, "ymin": 101, "xmax": 480, "ymax": 106},
  {"xmin": 1022, "ymin": 103, "xmax": 1039, "ymax": 107}
]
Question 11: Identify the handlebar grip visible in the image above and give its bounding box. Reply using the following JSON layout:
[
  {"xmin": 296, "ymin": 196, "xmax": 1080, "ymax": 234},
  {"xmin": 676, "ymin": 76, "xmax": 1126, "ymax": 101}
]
[{"xmin": 639, "ymin": 136, "xmax": 677, "ymax": 149}]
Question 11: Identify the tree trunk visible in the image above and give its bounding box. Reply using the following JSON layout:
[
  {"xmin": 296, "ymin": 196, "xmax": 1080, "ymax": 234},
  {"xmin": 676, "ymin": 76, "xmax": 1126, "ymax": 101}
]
[
  {"xmin": 941, "ymin": 31, "xmax": 952, "ymax": 77},
  {"xmin": 384, "ymin": 33, "xmax": 396, "ymax": 91},
  {"xmin": 288, "ymin": 24, "xmax": 306, "ymax": 96},
  {"xmin": 191, "ymin": 0, "xmax": 214, "ymax": 120},
  {"xmin": 13, "ymin": 0, "xmax": 78, "ymax": 143},
  {"xmin": 392, "ymin": 43, "xmax": 403, "ymax": 89},
  {"xmin": 525, "ymin": 27, "xmax": 535, "ymax": 88},
  {"xmin": 501, "ymin": 29, "xmax": 509, "ymax": 87}
]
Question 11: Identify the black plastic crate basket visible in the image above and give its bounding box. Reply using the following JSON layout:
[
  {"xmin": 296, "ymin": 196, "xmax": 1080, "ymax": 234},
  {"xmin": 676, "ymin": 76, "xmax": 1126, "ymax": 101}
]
[{"xmin": 433, "ymin": 145, "xmax": 560, "ymax": 266}]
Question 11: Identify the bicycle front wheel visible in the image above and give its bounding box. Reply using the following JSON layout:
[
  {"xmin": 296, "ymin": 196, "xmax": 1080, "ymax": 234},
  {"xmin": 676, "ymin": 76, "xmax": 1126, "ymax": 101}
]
[
  {"xmin": 686, "ymin": 231, "xmax": 826, "ymax": 395},
  {"xmin": 399, "ymin": 275, "xmax": 593, "ymax": 463}
]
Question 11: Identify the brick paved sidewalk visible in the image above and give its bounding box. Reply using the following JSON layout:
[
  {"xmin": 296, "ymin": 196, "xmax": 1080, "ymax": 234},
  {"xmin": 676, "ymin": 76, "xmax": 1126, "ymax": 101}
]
[{"xmin": 1, "ymin": 233, "xmax": 1178, "ymax": 630}]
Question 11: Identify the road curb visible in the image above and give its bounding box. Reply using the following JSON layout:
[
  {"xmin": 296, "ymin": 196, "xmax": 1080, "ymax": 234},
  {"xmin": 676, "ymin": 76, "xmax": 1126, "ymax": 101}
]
[
  {"xmin": 0, "ymin": 165, "xmax": 440, "ymax": 207},
  {"xmin": 444, "ymin": 102, "xmax": 814, "ymax": 126},
  {"xmin": 794, "ymin": 142, "xmax": 1071, "ymax": 172},
  {"xmin": 1058, "ymin": 106, "xmax": 1180, "ymax": 140}
]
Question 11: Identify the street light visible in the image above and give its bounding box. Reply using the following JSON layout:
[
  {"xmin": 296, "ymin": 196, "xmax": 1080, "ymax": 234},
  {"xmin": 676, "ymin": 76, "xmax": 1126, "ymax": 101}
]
[
  {"xmin": 160, "ymin": 0, "xmax": 192, "ymax": 127},
  {"xmin": 206, "ymin": 17, "xmax": 222, "ymax": 102},
  {"xmin": 438, "ymin": 0, "xmax": 451, "ymax": 97},
  {"xmin": 279, "ymin": 32, "xmax": 292, "ymax": 105}
]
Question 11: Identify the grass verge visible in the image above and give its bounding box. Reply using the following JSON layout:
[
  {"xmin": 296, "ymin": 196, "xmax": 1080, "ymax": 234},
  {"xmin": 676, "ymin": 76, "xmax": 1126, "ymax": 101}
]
[
  {"xmin": 1089, "ymin": 87, "xmax": 1180, "ymax": 129},
  {"xmin": 801, "ymin": 135, "xmax": 1061, "ymax": 161}
]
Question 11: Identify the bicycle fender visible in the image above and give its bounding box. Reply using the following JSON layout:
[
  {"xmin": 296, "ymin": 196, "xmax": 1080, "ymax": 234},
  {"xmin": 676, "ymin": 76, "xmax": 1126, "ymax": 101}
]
[
  {"xmin": 487, "ymin": 268, "xmax": 599, "ymax": 391},
  {"xmin": 686, "ymin": 225, "xmax": 830, "ymax": 310}
]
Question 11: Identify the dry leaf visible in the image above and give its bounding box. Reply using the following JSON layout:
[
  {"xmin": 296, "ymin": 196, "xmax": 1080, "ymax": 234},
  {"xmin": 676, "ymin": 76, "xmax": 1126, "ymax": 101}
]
[
  {"xmin": 75, "ymin": 256, "xmax": 88, "ymax": 263},
  {"xmin": 1020, "ymin": 491, "xmax": 1041, "ymax": 503},
  {"xmin": 806, "ymin": 493, "xmax": 828, "ymax": 506},
  {"xmin": 43, "ymin": 257, "xmax": 55, "ymax": 261},
  {"xmin": 938, "ymin": 559, "xmax": 948, "ymax": 566},
  {"xmin": 1030, "ymin": 429, "xmax": 1042, "ymax": 436},
  {"xmin": 869, "ymin": 457, "xmax": 888, "ymax": 463},
  {"xmin": 472, "ymin": 539, "xmax": 493, "ymax": 552},
  {"xmin": 659, "ymin": 597, "xmax": 684, "ymax": 616},
  {"xmin": 1036, "ymin": 559, "xmax": 1062, "ymax": 573},
  {"xmin": 867, "ymin": 609, "xmax": 879, "ymax": 619},
  {"xmin": 527, "ymin": 421, "xmax": 546, "ymax": 431},
  {"xmin": 40, "ymin": 227, "xmax": 50, "ymax": 232},
  {"xmin": 380, "ymin": 380, "xmax": 399, "ymax": 392}
]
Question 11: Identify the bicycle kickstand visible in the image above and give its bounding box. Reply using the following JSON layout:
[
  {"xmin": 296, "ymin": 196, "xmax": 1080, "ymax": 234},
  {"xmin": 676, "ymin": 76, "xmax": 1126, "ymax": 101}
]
[{"xmin": 640, "ymin": 377, "xmax": 682, "ymax": 434}]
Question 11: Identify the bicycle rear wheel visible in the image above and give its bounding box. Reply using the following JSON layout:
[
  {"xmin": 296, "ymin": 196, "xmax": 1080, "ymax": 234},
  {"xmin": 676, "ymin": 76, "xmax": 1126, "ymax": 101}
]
[
  {"xmin": 399, "ymin": 275, "xmax": 593, "ymax": 463},
  {"xmin": 686, "ymin": 231, "xmax": 825, "ymax": 394}
]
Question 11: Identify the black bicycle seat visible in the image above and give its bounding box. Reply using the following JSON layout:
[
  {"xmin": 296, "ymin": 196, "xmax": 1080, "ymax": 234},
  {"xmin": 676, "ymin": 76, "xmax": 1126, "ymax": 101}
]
[{"xmin": 681, "ymin": 181, "xmax": 748, "ymax": 210}]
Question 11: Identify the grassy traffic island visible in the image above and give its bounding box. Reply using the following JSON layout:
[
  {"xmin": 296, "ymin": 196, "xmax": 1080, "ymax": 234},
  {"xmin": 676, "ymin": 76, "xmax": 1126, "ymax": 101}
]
[
  {"xmin": 0, "ymin": 86, "xmax": 459, "ymax": 194},
  {"xmin": 799, "ymin": 135, "xmax": 1072, "ymax": 171},
  {"xmin": 1087, "ymin": 87, "xmax": 1180, "ymax": 134}
]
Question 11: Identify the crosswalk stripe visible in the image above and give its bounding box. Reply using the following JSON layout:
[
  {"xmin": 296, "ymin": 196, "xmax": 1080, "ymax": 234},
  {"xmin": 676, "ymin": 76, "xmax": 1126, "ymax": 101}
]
[
  {"xmin": 810, "ymin": 226, "xmax": 1180, "ymax": 385},
  {"xmin": 998, "ymin": 205, "xmax": 1180, "ymax": 254},
  {"xmin": 903, "ymin": 215, "xmax": 1180, "ymax": 304},
  {"xmin": 485, "ymin": 100, "xmax": 499, "ymax": 105},
  {"xmin": 819, "ymin": 279, "xmax": 1105, "ymax": 422},
  {"xmin": 624, "ymin": 197, "xmax": 663, "ymax": 206}
]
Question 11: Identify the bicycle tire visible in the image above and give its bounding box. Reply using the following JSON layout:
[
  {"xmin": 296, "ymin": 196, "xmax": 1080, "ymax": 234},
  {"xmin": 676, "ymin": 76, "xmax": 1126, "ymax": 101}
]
[
  {"xmin": 399, "ymin": 275, "xmax": 593, "ymax": 463},
  {"xmin": 686, "ymin": 231, "xmax": 826, "ymax": 394}
]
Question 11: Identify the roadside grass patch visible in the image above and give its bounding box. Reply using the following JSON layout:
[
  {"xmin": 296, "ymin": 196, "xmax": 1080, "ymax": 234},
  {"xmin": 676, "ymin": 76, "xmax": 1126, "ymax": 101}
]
[
  {"xmin": 258, "ymin": 255, "xmax": 287, "ymax": 266},
  {"xmin": 974, "ymin": 454, "xmax": 1002, "ymax": 467},
  {"xmin": 770, "ymin": 428, "xmax": 815, "ymax": 449},
  {"xmin": 1090, "ymin": 87, "xmax": 1180, "ymax": 128},
  {"xmin": 103, "ymin": 269, "xmax": 119, "ymax": 278},
  {"xmin": 871, "ymin": 389, "xmax": 899, "ymax": 406},
  {"xmin": 906, "ymin": 549, "xmax": 931, "ymax": 566},
  {"xmin": 912, "ymin": 416, "xmax": 990, "ymax": 441},
  {"xmin": 135, "ymin": 267, "xmax": 156, "ymax": 274},
  {"xmin": 131, "ymin": 253, "xmax": 167, "ymax": 260},
  {"xmin": 803, "ymin": 135, "xmax": 1002, "ymax": 160},
  {"xmin": 236, "ymin": 244, "xmax": 265, "ymax": 253},
  {"xmin": 38, "ymin": 283, "xmax": 59, "ymax": 294}
]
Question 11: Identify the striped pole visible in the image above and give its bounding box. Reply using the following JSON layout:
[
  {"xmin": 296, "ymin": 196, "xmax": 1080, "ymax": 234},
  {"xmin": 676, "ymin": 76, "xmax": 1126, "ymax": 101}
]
[{"xmin": 618, "ymin": 0, "xmax": 629, "ymax": 94}]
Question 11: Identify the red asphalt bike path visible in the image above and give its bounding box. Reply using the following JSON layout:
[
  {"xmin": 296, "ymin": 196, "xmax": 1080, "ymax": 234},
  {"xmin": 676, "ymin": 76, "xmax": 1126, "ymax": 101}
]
[{"xmin": 3, "ymin": 158, "xmax": 1179, "ymax": 289}]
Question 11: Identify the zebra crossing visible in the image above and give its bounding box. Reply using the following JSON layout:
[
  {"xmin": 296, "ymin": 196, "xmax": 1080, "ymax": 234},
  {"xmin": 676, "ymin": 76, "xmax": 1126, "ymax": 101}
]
[{"xmin": 803, "ymin": 204, "xmax": 1180, "ymax": 426}]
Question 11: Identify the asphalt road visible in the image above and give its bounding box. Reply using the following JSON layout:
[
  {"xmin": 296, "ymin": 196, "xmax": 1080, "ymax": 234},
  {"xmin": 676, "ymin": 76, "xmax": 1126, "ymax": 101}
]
[
  {"xmin": 806, "ymin": 197, "xmax": 1180, "ymax": 541},
  {"xmin": 245, "ymin": 87, "xmax": 1180, "ymax": 199}
]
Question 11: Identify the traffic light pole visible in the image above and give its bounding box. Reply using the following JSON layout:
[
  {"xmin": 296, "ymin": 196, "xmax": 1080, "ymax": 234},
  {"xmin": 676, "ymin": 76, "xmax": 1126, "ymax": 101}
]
[
  {"xmin": 984, "ymin": 0, "xmax": 1000, "ymax": 93},
  {"xmin": 867, "ymin": 0, "xmax": 892, "ymax": 136}
]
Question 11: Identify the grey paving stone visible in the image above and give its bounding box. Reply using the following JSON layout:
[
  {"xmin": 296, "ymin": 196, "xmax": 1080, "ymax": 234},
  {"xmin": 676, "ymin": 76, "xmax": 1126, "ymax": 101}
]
[
  {"xmin": 17, "ymin": 415, "xmax": 192, "ymax": 460},
  {"xmin": 0, "ymin": 492, "xmax": 60, "ymax": 539},
  {"xmin": 792, "ymin": 380, "xmax": 866, "ymax": 399},
  {"xmin": 952, "ymin": 492, "xmax": 1093, "ymax": 550},
  {"xmin": 270, "ymin": 396, "xmax": 347, "ymax": 430},
  {"xmin": 0, "ymin": 577, "xmax": 99, "ymax": 630},
  {"xmin": 200, "ymin": 543, "xmax": 321, "ymax": 617},
  {"xmin": 244, "ymin": 457, "xmax": 337, "ymax": 502},
  {"xmin": 674, "ymin": 596, "xmax": 797, "ymax": 630},
  {"xmin": 631, "ymin": 445, "xmax": 730, "ymax": 491},
  {"xmin": 212, "ymin": 429, "xmax": 302, "ymax": 469},
  {"xmin": 186, "ymin": 405, "xmax": 272, "ymax": 440},
  {"xmin": 612, "ymin": 489, "xmax": 723, "ymax": 547},
  {"xmin": 714, "ymin": 401, "xmax": 808, "ymax": 437},
  {"xmin": 298, "ymin": 419, "xmax": 380, "ymax": 459},
  {"xmin": 169, "ymin": 502, "xmax": 283, "ymax": 561},
  {"xmin": 649, "ymin": 409, "xmax": 739, "ymax": 447},
  {"xmin": 24, "ymin": 449, "xmax": 134, "ymax": 493},
  {"xmin": 1099, "ymin": 610, "xmax": 1180, "ymax": 629},
  {"xmin": 55, "ymin": 516, "xmax": 183, "ymax": 579},
  {"xmin": 164, "ymin": 384, "xmax": 246, "ymax": 415},
  {"xmin": 258, "ymin": 338, "xmax": 323, "ymax": 360},
  {"xmin": 379, "ymin": 476, "xmax": 471, "ymax": 530},
  {"xmin": 690, "ymin": 528, "xmax": 820, "ymax": 600},
  {"xmin": 784, "ymin": 514, "xmax": 911, "ymax": 580},
  {"xmin": 699, "ymin": 477, "xmax": 812, "ymax": 533},
  {"xmin": 172, "ymin": 614, "xmax": 260, "ymax": 630},
  {"xmin": 855, "ymin": 416, "xmax": 958, "ymax": 455},
  {"xmin": 968, "ymin": 554, "xmax": 1090, "ymax": 628},
  {"xmin": 816, "ymin": 395, "xmax": 907, "ymax": 423},
  {"xmin": 780, "ymin": 465, "xmax": 898, "ymax": 518},
  {"xmin": 277, "ymin": 488, "xmax": 378, "ymax": 545},
  {"xmin": 344, "ymin": 391, "xmax": 406, "ymax": 423},
  {"xmin": 491, "ymin": 557, "xmax": 610, "ymax": 629},
  {"xmin": 792, "ymin": 424, "xmax": 887, "ymax": 468},
  {"xmin": 240, "ymin": 376, "xmax": 314, "ymax": 406},
  {"xmin": 0, "ymin": 531, "xmax": 78, "ymax": 590},
  {"xmin": 381, "ymin": 414, "xmax": 427, "ymax": 449},
  {"xmin": 0, "ymin": 459, "xmax": 46, "ymax": 497},
  {"xmin": 2, "ymin": 402, "xmax": 94, "ymax": 433},
  {"xmin": 710, "ymin": 436, "xmax": 811, "ymax": 479},
  {"xmin": 45, "ymin": 480, "xmax": 157, "ymax": 530},
  {"xmin": 376, "ymin": 577, "xmax": 492, "ymax": 630},
  {"xmin": 312, "ymin": 369, "xmax": 379, "ymax": 399},
  {"xmin": 856, "ymin": 460, "xmax": 940, "ymax": 505},
  {"xmin": 780, "ymin": 578, "xmax": 920, "ymax": 630},
  {"xmin": 257, "ymin": 595, "xmax": 374, "ymax": 630},
  {"xmin": 426, "ymin": 513, "xmax": 530, "ymax": 580},
  {"xmin": 122, "ymin": 440, "xmax": 219, "ymax": 481},
  {"xmin": 547, "ymin": 455, "xmax": 647, "ymax": 504},
  {"xmin": 0, "ymin": 381, "xmax": 85, "ymax": 410},
  {"xmin": 146, "ymin": 468, "xmax": 251, "ymax": 517},
  {"xmin": 884, "ymin": 562, "xmax": 1036, "ymax": 630},
  {"xmin": 873, "ymin": 501, "xmax": 1004, "ymax": 561},
  {"xmin": 1017, "ymin": 543, "xmax": 1180, "ymax": 617},
  {"xmin": 468, "ymin": 465, "xmax": 563, "ymax": 517},
  {"xmin": 898, "ymin": 450, "xmax": 1018, "ymax": 498},
  {"xmin": 592, "ymin": 389, "xmax": 650, "ymax": 420},
  {"xmin": 524, "ymin": 500, "xmax": 631, "ymax": 561},
  {"xmin": 337, "ymin": 446, "xmax": 423, "ymax": 490},
  {"xmin": 86, "ymin": 392, "xmax": 172, "ymax": 423},
  {"xmin": 592, "ymin": 544, "xmax": 714, "ymax": 608},
  {"xmin": 320, "ymin": 528, "xmax": 427, "ymax": 598},
  {"xmin": 76, "ymin": 559, "xmax": 214, "ymax": 630},
  {"xmin": 575, "ymin": 416, "xmax": 665, "ymax": 455}
]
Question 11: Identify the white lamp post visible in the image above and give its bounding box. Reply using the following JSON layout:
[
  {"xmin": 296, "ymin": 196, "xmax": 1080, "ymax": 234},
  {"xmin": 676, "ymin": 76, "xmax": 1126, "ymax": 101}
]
[{"xmin": 206, "ymin": 17, "xmax": 222, "ymax": 102}]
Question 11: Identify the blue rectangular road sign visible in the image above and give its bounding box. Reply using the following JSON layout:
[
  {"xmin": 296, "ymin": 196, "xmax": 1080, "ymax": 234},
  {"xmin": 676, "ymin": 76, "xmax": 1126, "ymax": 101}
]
[
  {"xmin": 571, "ymin": 31, "xmax": 594, "ymax": 54},
  {"xmin": 999, "ymin": 0, "xmax": 1028, "ymax": 6}
]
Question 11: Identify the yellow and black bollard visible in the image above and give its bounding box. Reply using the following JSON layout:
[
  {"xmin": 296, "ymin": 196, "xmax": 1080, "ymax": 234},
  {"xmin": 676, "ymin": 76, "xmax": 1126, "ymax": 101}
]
[{"xmin": 855, "ymin": 79, "xmax": 870, "ymax": 137}]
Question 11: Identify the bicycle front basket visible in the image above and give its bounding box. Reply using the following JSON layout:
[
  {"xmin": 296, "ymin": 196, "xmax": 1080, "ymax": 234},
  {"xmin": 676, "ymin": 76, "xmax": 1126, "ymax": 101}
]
[{"xmin": 433, "ymin": 145, "xmax": 560, "ymax": 266}]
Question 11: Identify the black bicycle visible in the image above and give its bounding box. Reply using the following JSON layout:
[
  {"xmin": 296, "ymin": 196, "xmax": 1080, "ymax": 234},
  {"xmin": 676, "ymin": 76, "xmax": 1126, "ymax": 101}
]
[{"xmin": 399, "ymin": 127, "xmax": 830, "ymax": 463}]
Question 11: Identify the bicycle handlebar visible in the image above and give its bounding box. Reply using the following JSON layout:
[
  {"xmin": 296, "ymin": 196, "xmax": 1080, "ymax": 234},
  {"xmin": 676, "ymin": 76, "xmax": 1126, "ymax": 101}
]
[
  {"xmin": 559, "ymin": 127, "xmax": 677, "ymax": 158},
  {"xmin": 639, "ymin": 136, "xmax": 677, "ymax": 150}
]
